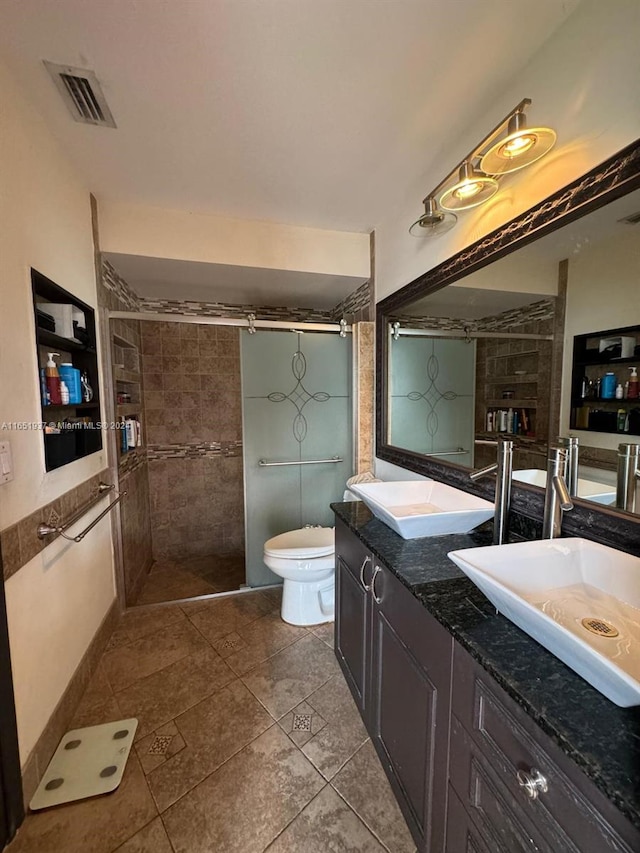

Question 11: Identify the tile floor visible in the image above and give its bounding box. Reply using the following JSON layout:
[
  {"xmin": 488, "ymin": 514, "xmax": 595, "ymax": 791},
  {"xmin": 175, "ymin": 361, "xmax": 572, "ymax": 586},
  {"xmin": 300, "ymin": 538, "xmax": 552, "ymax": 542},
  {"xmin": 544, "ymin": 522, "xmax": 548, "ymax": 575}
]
[
  {"xmin": 9, "ymin": 589, "xmax": 416, "ymax": 853},
  {"xmin": 135, "ymin": 554, "xmax": 246, "ymax": 605}
]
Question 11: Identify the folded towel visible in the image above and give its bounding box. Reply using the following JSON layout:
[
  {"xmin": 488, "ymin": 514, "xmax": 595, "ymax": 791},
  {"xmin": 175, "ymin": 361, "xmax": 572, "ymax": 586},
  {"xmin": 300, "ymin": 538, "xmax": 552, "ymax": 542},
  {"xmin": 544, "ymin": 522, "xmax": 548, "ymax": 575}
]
[{"xmin": 346, "ymin": 471, "xmax": 382, "ymax": 487}]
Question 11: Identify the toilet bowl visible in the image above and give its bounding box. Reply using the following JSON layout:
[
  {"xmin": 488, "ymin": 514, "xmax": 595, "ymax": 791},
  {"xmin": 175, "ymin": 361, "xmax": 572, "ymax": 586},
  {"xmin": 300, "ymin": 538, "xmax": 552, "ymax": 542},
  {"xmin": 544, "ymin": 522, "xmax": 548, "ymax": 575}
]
[{"xmin": 263, "ymin": 526, "xmax": 335, "ymax": 626}]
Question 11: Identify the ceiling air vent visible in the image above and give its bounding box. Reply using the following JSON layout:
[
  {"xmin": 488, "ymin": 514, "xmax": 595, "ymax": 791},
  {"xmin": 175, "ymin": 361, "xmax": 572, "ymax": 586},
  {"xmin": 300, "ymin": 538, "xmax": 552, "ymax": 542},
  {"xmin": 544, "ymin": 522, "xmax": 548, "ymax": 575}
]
[
  {"xmin": 43, "ymin": 61, "xmax": 117, "ymax": 128},
  {"xmin": 618, "ymin": 210, "xmax": 640, "ymax": 225}
]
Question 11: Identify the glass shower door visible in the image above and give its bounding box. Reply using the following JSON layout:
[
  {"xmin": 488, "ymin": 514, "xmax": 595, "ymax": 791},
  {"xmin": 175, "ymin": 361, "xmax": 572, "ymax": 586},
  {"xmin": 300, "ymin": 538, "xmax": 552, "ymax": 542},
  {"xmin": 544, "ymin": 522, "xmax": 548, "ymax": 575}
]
[
  {"xmin": 241, "ymin": 330, "xmax": 352, "ymax": 587},
  {"xmin": 389, "ymin": 335, "xmax": 476, "ymax": 466}
]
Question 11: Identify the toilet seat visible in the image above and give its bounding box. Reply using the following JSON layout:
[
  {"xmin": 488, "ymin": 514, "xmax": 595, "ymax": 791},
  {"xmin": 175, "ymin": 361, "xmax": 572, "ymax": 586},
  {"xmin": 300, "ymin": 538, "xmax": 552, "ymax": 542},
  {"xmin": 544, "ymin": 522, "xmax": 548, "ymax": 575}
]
[{"xmin": 264, "ymin": 527, "xmax": 334, "ymax": 560}]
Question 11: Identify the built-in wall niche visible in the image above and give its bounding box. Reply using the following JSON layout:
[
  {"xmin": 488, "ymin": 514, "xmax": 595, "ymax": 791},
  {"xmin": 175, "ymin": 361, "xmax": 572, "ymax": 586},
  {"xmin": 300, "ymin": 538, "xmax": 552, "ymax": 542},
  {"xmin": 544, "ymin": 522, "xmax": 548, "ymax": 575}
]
[
  {"xmin": 110, "ymin": 327, "xmax": 143, "ymax": 464},
  {"xmin": 571, "ymin": 325, "xmax": 640, "ymax": 435},
  {"xmin": 31, "ymin": 269, "xmax": 102, "ymax": 471}
]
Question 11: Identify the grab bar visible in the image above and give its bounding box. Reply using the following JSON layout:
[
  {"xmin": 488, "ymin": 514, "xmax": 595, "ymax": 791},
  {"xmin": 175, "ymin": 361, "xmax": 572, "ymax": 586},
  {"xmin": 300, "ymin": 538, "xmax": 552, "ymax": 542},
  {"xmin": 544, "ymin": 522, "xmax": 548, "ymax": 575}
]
[
  {"xmin": 258, "ymin": 456, "xmax": 343, "ymax": 467},
  {"xmin": 427, "ymin": 448, "xmax": 468, "ymax": 457},
  {"xmin": 37, "ymin": 481, "xmax": 127, "ymax": 543}
]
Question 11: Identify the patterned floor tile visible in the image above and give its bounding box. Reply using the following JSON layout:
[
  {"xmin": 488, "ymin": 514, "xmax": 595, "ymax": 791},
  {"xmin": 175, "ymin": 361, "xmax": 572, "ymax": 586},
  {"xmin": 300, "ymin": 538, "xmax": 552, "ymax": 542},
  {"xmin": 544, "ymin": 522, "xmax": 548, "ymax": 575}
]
[
  {"xmin": 147, "ymin": 680, "xmax": 273, "ymax": 811},
  {"xmin": 224, "ymin": 612, "xmax": 308, "ymax": 676},
  {"xmin": 135, "ymin": 721, "xmax": 186, "ymax": 775},
  {"xmin": 115, "ymin": 647, "xmax": 235, "ymax": 740},
  {"xmin": 265, "ymin": 785, "xmax": 386, "ymax": 852},
  {"xmin": 102, "ymin": 620, "xmax": 211, "ymax": 692},
  {"xmin": 113, "ymin": 817, "xmax": 173, "ymax": 853},
  {"xmin": 332, "ymin": 739, "xmax": 417, "ymax": 853},
  {"xmin": 241, "ymin": 634, "xmax": 339, "ymax": 719},
  {"xmin": 162, "ymin": 726, "xmax": 324, "ymax": 853},
  {"xmin": 300, "ymin": 674, "xmax": 369, "ymax": 780},
  {"xmin": 278, "ymin": 700, "xmax": 327, "ymax": 747}
]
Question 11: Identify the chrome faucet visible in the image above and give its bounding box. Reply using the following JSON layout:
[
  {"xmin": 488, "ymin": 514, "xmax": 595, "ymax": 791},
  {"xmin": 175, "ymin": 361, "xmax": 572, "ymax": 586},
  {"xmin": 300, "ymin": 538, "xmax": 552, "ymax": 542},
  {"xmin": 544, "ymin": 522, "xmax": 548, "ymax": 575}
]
[
  {"xmin": 558, "ymin": 436, "xmax": 579, "ymax": 496},
  {"xmin": 616, "ymin": 443, "xmax": 640, "ymax": 513},
  {"xmin": 470, "ymin": 438, "xmax": 513, "ymax": 545},
  {"xmin": 542, "ymin": 446, "xmax": 574, "ymax": 539}
]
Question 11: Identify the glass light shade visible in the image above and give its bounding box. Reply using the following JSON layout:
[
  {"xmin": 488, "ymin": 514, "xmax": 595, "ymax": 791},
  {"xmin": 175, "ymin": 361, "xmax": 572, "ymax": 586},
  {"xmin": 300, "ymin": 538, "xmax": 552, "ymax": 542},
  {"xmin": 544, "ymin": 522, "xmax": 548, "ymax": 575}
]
[
  {"xmin": 409, "ymin": 197, "xmax": 457, "ymax": 237},
  {"xmin": 480, "ymin": 112, "xmax": 556, "ymax": 175},
  {"xmin": 440, "ymin": 162, "xmax": 499, "ymax": 211}
]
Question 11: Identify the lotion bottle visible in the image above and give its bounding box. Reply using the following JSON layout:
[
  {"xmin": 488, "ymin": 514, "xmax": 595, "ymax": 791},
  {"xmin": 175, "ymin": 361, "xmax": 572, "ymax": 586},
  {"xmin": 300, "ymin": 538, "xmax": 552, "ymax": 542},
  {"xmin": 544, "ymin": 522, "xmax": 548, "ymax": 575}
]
[
  {"xmin": 628, "ymin": 367, "xmax": 639, "ymax": 399},
  {"xmin": 45, "ymin": 352, "xmax": 62, "ymax": 405}
]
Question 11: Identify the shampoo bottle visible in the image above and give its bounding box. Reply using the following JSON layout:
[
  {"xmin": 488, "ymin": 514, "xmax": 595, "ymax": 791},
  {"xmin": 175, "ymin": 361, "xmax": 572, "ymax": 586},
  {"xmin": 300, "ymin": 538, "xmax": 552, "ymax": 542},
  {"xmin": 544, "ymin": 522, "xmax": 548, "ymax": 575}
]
[
  {"xmin": 60, "ymin": 381, "xmax": 70, "ymax": 405},
  {"xmin": 628, "ymin": 367, "xmax": 639, "ymax": 399},
  {"xmin": 45, "ymin": 352, "xmax": 62, "ymax": 405}
]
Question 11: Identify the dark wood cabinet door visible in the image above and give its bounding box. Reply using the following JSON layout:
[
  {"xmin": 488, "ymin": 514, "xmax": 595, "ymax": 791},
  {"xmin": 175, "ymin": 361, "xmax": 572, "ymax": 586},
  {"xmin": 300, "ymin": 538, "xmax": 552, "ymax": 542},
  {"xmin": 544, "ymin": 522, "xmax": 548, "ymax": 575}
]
[
  {"xmin": 335, "ymin": 556, "xmax": 370, "ymax": 717},
  {"xmin": 369, "ymin": 563, "xmax": 453, "ymax": 853},
  {"xmin": 334, "ymin": 520, "xmax": 372, "ymax": 720}
]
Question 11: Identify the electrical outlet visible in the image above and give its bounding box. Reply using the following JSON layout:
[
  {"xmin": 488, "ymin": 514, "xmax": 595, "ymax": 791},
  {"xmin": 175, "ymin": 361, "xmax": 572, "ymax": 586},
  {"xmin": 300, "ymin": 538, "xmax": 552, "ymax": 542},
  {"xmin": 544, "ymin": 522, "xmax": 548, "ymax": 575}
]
[{"xmin": 0, "ymin": 440, "xmax": 14, "ymax": 485}]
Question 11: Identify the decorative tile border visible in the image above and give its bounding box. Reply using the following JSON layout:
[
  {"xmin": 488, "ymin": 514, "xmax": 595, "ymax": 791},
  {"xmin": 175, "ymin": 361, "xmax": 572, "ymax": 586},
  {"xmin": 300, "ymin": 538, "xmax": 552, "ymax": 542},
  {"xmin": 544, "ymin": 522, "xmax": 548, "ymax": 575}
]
[
  {"xmin": 137, "ymin": 296, "xmax": 334, "ymax": 323},
  {"xmin": 390, "ymin": 298, "xmax": 555, "ymax": 333},
  {"xmin": 331, "ymin": 280, "xmax": 373, "ymax": 322},
  {"xmin": 1, "ymin": 470, "xmax": 112, "ymax": 582},
  {"xmin": 147, "ymin": 441, "xmax": 243, "ymax": 460},
  {"xmin": 119, "ymin": 447, "xmax": 147, "ymax": 477},
  {"xmin": 101, "ymin": 260, "xmax": 141, "ymax": 311}
]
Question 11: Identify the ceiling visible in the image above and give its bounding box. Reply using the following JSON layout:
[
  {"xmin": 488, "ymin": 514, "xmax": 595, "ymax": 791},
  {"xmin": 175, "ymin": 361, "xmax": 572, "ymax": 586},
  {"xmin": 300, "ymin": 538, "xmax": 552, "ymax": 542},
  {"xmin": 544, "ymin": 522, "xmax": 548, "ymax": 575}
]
[
  {"xmin": 104, "ymin": 252, "xmax": 367, "ymax": 309},
  {"xmin": 0, "ymin": 0, "xmax": 579, "ymax": 234}
]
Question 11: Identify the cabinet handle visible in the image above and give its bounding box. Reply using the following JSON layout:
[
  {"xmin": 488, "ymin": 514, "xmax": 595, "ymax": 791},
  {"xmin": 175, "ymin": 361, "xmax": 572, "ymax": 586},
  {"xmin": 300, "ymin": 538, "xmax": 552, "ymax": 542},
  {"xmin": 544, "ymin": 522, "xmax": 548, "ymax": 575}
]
[
  {"xmin": 516, "ymin": 767, "xmax": 548, "ymax": 800},
  {"xmin": 371, "ymin": 565, "xmax": 382, "ymax": 604},
  {"xmin": 359, "ymin": 555, "xmax": 372, "ymax": 590}
]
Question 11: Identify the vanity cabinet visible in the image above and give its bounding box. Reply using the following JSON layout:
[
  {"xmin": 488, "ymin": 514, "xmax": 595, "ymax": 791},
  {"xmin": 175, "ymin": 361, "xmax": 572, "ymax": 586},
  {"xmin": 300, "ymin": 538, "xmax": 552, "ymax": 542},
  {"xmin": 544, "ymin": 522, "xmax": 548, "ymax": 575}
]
[
  {"xmin": 334, "ymin": 517, "xmax": 640, "ymax": 853},
  {"xmin": 449, "ymin": 646, "xmax": 640, "ymax": 853},
  {"xmin": 335, "ymin": 518, "xmax": 452, "ymax": 852}
]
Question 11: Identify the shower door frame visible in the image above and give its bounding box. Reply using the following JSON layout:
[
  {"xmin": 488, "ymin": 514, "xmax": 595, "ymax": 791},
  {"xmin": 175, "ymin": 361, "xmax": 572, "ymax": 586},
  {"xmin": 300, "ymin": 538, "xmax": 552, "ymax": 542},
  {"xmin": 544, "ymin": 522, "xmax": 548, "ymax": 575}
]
[{"xmin": 109, "ymin": 310, "xmax": 354, "ymax": 597}]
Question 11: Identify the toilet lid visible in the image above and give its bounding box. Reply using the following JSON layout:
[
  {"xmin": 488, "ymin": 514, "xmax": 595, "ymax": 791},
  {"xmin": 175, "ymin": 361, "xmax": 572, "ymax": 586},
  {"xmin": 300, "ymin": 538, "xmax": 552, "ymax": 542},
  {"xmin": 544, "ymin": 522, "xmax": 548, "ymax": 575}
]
[{"xmin": 264, "ymin": 527, "xmax": 335, "ymax": 559}]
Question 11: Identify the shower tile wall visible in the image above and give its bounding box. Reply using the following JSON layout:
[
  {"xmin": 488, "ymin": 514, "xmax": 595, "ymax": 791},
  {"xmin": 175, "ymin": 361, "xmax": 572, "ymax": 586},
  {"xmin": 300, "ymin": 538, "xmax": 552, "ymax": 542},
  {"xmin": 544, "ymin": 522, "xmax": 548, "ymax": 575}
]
[{"xmin": 141, "ymin": 322, "xmax": 244, "ymax": 561}]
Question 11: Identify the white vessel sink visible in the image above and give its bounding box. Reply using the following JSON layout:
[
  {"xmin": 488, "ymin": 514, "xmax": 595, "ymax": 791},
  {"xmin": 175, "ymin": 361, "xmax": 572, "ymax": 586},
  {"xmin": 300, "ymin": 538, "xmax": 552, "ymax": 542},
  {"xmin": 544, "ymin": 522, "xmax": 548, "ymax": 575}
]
[
  {"xmin": 448, "ymin": 538, "xmax": 640, "ymax": 707},
  {"xmin": 348, "ymin": 480, "xmax": 494, "ymax": 539},
  {"xmin": 513, "ymin": 469, "xmax": 615, "ymax": 505}
]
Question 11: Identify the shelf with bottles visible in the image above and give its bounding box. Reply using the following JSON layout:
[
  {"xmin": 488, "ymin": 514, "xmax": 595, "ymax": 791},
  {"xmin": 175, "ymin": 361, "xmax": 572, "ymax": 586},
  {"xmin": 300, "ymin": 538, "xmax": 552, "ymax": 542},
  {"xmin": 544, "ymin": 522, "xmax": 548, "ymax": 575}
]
[
  {"xmin": 570, "ymin": 402, "xmax": 640, "ymax": 436},
  {"xmin": 571, "ymin": 325, "xmax": 640, "ymax": 434},
  {"xmin": 118, "ymin": 414, "xmax": 143, "ymax": 456},
  {"xmin": 32, "ymin": 269, "xmax": 102, "ymax": 471},
  {"xmin": 484, "ymin": 406, "xmax": 536, "ymax": 438}
]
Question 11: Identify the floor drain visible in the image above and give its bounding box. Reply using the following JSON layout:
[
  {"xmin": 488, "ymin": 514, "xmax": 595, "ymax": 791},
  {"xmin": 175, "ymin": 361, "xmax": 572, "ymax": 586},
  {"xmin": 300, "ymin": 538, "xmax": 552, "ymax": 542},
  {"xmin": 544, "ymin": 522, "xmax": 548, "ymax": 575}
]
[{"xmin": 581, "ymin": 617, "xmax": 619, "ymax": 638}]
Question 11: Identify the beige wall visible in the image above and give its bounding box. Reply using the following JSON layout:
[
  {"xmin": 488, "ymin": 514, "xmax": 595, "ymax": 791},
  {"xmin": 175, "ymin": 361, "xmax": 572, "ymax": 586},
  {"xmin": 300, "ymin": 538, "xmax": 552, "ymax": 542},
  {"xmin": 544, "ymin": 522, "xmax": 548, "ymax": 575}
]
[
  {"xmin": 0, "ymin": 60, "xmax": 115, "ymax": 762},
  {"xmin": 375, "ymin": 0, "xmax": 640, "ymax": 303},
  {"xmin": 561, "ymin": 228, "xmax": 640, "ymax": 449},
  {"xmin": 99, "ymin": 199, "xmax": 370, "ymax": 278}
]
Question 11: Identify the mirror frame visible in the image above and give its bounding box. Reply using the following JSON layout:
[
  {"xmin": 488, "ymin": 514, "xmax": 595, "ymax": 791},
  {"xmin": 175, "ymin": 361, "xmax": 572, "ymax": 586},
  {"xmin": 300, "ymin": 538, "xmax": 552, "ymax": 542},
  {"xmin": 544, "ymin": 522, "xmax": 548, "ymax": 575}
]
[{"xmin": 376, "ymin": 137, "xmax": 640, "ymax": 552}]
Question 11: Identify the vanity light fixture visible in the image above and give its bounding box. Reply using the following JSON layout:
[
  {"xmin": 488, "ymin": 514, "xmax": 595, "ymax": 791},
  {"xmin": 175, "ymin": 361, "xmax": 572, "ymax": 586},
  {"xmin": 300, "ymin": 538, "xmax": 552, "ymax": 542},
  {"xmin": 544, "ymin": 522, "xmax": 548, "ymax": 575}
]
[
  {"xmin": 480, "ymin": 110, "xmax": 556, "ymax": 175},
  {"xmin": 439, "ymin": 162, "xmax": 499, "ymax": 211},
  {"xmin": 410, "ymin": 98, "xmax": 555, "ymax": 236},
  {"xmin": 409, "ymin": 196, "xmax": 457, "ymax": 237}
]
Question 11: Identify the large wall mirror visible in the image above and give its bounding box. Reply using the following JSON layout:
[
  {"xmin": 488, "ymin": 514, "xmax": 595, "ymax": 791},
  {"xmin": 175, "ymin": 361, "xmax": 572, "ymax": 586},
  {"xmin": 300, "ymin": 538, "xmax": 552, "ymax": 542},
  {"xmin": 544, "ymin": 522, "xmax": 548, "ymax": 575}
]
[{"xmin": 377, "ymin": 139, "xmax": 640, "ymax": 534}]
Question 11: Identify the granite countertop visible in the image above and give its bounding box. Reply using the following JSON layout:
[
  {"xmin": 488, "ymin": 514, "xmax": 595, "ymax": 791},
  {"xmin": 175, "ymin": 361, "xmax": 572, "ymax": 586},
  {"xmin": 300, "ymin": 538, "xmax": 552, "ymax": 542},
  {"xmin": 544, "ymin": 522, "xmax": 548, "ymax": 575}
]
[{"xmin": 331, "ymin": 500, "xmax": 640, "ymax": 831}]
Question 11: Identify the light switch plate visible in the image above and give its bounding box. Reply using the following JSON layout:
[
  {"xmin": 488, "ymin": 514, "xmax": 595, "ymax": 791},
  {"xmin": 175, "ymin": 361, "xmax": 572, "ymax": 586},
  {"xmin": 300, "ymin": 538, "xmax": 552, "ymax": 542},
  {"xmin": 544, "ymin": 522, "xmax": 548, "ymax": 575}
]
[{"xmin": 0, "ymin": 440, "xmax": 14, "ymax": 484}]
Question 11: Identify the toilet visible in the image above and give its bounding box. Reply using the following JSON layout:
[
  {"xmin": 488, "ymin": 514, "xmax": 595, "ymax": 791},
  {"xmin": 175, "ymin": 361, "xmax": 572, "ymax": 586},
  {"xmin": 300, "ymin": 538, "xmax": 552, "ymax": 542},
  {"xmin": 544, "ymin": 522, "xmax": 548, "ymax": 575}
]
[{"xmin": 263, "ymin": 526, "xmax": 335, "ymax": 626}]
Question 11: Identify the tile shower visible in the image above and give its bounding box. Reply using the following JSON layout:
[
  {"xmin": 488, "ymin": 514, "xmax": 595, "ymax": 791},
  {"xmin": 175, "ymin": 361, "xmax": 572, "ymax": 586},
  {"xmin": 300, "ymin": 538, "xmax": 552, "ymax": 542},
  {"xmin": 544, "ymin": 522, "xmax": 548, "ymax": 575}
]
[
  {"xmin": 100, "ymin": 257, "xmax": 374, "ymax": 606},
  {"xmin": 139, "ymin": 321, "xmax": 246, "ymax": 600}
]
